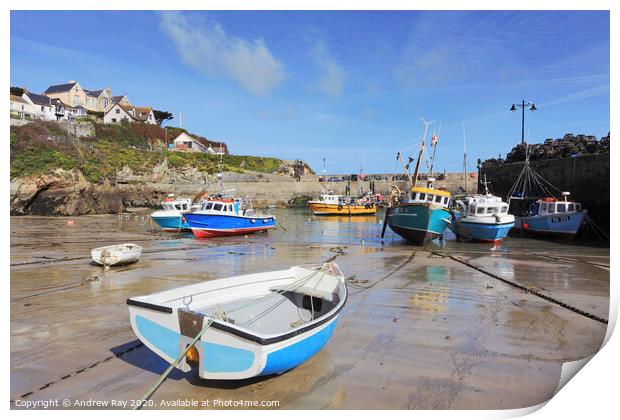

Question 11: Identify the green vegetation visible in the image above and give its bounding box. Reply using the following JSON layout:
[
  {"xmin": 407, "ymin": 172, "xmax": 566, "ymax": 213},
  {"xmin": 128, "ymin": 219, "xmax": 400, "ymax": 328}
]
[{"xmin": 10, "ymin": 121, "xmax": 282, "ymax": 181}]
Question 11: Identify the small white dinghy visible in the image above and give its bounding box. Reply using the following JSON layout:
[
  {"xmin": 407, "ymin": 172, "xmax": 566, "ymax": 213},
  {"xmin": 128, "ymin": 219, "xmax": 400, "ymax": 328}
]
[
  {"xmin": 127, "ymin": 262, "xmax": 347, "ymax": 380},
  {"xmin": 91, "ymin": 243, "xmax": 143, "ymax": 267}
]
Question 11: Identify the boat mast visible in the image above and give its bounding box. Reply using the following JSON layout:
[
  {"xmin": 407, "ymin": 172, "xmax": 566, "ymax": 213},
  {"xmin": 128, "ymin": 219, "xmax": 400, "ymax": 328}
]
[
  {"xmin": 427, "ymin": 123, "xmax": 441, "ymax": 179},
  {"xmin": 462, "ymin": 123, "xmax": 467, "ymax": 192},
  {"xmin": 217, "ymin": 141, "xmax": 224, "ymax": 193},
  {"xmin": 412, "ymin": 118, "xmax": 432, "ymax": 188}
]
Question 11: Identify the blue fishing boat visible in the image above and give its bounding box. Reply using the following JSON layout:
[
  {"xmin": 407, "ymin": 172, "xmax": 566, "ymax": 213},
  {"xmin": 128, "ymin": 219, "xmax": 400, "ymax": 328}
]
[
  {"xmin": 506, "ymin": 151, "xmax": 587, "ymax": 239},
  {"xmin": 382, "ymin": 120, "xmax": 452, "ymax": 245},
  {"xmin": 512, "ymin": 194, "xmax": 587, "ymax": 238},
  {"xmin": 449, "ymin": 179, "xmax": 515, "ymax": 244},
  {"xmin": 184, "ymin": 193, "xmax": 276, "ymax": 238},
  {"xmin": 150, "ymin": 194, "xmax": 194, "ymax": 231}
]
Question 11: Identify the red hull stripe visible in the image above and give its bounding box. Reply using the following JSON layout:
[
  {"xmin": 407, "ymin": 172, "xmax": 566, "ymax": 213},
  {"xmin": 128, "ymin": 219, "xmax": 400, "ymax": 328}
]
[{"xmin": 191, "ymin": 225, "xmax": 275, "ymax": 238}]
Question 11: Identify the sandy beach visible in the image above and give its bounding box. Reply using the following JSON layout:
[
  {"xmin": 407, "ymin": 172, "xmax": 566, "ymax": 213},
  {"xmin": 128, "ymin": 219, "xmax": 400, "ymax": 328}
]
[{"xmin": 10, "ymin": 209, "xmax": 609, "ymax": 409}]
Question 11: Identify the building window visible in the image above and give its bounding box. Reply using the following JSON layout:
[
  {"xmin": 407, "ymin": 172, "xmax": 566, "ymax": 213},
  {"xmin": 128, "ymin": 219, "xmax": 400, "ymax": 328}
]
[
  {"xmin": 116, "ymin": 108, "xmax": 120, "ymax": 114},
  {"xmin": 112, "ymin": 118, "xmax": 117, "ymax": 122}
]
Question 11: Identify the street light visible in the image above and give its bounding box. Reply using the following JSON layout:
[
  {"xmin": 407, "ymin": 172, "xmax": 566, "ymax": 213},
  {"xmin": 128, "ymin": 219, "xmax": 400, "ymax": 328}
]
[{"xmin": 510, "ymin": 100, "xmax": 536, "ymax": 145}]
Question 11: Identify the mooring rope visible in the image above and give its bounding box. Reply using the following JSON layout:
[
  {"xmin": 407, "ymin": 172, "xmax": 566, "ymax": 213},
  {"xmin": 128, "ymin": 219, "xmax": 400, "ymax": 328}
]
[{"xmin": 133, "ymin": 318, "xmax": 214, "ymax": 410}]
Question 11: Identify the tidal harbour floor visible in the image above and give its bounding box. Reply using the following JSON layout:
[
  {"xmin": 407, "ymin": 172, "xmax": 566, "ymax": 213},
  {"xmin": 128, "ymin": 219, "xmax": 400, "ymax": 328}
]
[{"xmin": 10, "ymin": 209, "xmax": 609, "ymax": 409}]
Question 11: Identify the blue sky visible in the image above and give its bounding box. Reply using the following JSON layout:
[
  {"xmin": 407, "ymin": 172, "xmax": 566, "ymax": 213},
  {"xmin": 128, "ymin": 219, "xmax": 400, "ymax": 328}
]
[{"xmin": 10, "ymin": 10, "xmax": 610, "ymax": 174}]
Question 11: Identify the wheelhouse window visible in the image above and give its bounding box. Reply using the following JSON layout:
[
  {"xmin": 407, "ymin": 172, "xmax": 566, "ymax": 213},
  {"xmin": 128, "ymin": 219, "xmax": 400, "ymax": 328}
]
[
  {"xmin": 213, "ymin": 203, "xmax": 223, "ymax": 211},
  {"xmin": 476, "ymin": 207, "xmax": 485, "ymax": 215},
  {"xmin": 202, "ymin": 202, "xmax": 214, "ymax": 210},
  {"xmin": 444, "ymin": 197, "xmax": 449, "ymax": 205},
  {"xmin": 568, "ymin": 203, "xmax": 575, "ymax": 212},
  {"xmin": 576, "ymin": 203, "xmax": 581, "ymax": 211},
  {"xmin": 434, "ymin": 195, "xmax": 442, "ymax": 203},
  {"xmin": 486, "ymin": 207, "xmax": 494, "ymax": 214},
  {"xmin": 557, "ymin": 203, "xmax": 566, "ymax": 213},
  {"xmin": 501, "ymin": 206, "xmax": 508, "ymax": 214},
  {"xmin": 547, "ymin": 203, "xmax": 555, "ymax": 213},
  {"xmin": 418, "ymin": 193, "xmax": 426, "ymax": 201},
  {"xmin": 541, "ymin": 203, "xmax": 547, "ymax": 211},
  {"xmin": 427, "ymin": 195, "xmax": 434, "ymax": 202}
]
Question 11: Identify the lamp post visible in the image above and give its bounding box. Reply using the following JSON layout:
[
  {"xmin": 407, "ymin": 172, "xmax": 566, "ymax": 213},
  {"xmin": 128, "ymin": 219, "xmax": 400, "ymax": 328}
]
[{"xmin": 510, "ymin": 100, "xmax": 537, "ymax": 145}]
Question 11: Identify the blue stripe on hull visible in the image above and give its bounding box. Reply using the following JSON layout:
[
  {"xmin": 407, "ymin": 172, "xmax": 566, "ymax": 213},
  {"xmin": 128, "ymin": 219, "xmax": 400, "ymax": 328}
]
[
  {"xmin": 184, "ymin": 213, "xmax": 276, "ymax": 231},
  {"xmin": 260, "ymin": 320, "xmax": 338, "ymax": 376},
  {"xmin": 151, "ymin": 215, "xmax": 190, "ymax": 230},
  {"xmin": 450, "ymin": 221, "xmax": 515, "ymax": 242},
  {"xmin": 517, "ymin": 211, "xmax": 586, "ymax": 235}
]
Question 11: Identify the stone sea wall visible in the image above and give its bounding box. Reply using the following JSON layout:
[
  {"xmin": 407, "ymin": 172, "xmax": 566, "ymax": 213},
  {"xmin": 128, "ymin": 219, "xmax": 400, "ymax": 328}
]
[{"xmin": 10, "ymin": 161, "xmax": 478, "ymax": 216}]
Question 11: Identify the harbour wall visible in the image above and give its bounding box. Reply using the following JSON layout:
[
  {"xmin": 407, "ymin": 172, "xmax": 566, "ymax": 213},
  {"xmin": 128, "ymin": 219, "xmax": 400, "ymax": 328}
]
[
  {"xmin": 118, "ymin": 172, "xmax": 479, "ymax": 208},
  {"xmin": 10, "ymin": 166, "xmax": 477, "ymax": 216},
  {"xmin": 478, "ymin": 153, "xmax": 610, "ymax": 234}
]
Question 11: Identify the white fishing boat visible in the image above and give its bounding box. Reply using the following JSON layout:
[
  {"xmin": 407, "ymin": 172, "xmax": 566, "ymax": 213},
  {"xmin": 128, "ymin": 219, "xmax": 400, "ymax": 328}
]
[
  {"xmin": 127, "ymin": 262, "xmax": 347, "ymax": 380},
  {"xmin": 91, "ymin": 243, "xmax": 143, "ymax": 267},
  {"xmin": 150, "ymin": 194, "xmax": 194, "ymax": 231},
  {"xmin": 449, "ymin": 178, "xmax": 515, "ymax": 243}
]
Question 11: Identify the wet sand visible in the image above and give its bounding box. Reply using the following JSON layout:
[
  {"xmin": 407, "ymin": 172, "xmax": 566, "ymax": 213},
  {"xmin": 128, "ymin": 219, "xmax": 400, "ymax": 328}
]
[{"xmin": 10, "ymin": 209, "xmax": 609, "ymax": 409}]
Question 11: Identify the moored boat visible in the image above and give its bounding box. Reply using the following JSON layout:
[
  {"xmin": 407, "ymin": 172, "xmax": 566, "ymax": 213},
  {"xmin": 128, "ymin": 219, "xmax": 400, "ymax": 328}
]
[
  {"xmin": 127, "ymin": 262, "xmax": 347, "ymax": 380},
  {"xmin": 449, "ymin": 180, "xmax": 515, "ymax": 243},
  {"xmin": 386, "ymin": 185, "xmax": 452, "ymax": 244},
  {"xmin": 150, "ymin": 194, "xmax": 194, "ymax": 231},
  {"xmin": 184, "ymin": 194, "xmax": 276, "ymax": 238},
  {"xmin": 308, "ymin": 193, "xmax": 376, "ymax": 216},
  {"xmin": 512, "ymin": 194, "xmax": 587, "ymax": 238},
  {"xmin": 505, "ymin": 149, "xmax": 587, "ymax": 239},
  {"xmin": 91, "ymin": 243, "xmax": 143, "ymax": 266},
  {"xmin": 383, "ymin": 120, "xmax": 451, "ymax": 245}
]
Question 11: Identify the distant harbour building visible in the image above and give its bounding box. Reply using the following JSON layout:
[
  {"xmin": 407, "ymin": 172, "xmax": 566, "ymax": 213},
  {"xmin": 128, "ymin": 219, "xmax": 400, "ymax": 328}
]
[
  {"xmin": 103, "ymin": 103, "xmax": 156, "ymax": 124},
  {"xmin": 170, "ymin": 132, "xmax": 214, "ymax": 153}
]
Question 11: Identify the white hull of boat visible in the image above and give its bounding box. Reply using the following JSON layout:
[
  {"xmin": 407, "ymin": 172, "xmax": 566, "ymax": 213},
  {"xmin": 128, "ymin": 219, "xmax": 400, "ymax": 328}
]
[
  {"xmin": 91, "ymin": 243, "xmax": 143, "ymax": 266},
  {"xmin": 127, "ymin": 263, "xmax": 347, "ymax": 380}
]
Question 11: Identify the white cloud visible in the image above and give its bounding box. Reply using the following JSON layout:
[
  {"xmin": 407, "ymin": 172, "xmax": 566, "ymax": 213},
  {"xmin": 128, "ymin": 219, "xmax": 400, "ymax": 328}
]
[
  {"xmin": 159, "ymin": 12, "xmax": 285, "ymax": 96},
  {"xmin": 310, "ymin": 38, "xmax": 345, "ymax": 97}
]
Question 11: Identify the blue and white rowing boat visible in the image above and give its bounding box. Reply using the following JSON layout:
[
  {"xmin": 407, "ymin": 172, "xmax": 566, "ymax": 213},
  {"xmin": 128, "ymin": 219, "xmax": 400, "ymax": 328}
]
[
  {"xmin": 127, "ymin": 262, "xmax": 347, "ymax": 380},
  {"xmin": 183, "ymin": 194, "xmax": 276, "ymax": 238},
  {"xmin": 150, "ymin": 194, "xmax": 194, "ymax": 231}
]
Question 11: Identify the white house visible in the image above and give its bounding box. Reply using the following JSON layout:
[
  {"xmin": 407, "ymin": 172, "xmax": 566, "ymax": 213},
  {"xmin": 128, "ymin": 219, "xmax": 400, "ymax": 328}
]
[
  {"xmin": 22, "ymin": 92, "xmax": 57, "ymax": 121},
  {"xmin": 103, "ymin": 103, "xmax": 156, "ymax": 125},
  {"xmin": 170, "ymin": 132, "xmax": 213, "ymax": 153},
  {"xmin": 10, "ymin": 94, "xmax": 33, "ymax": 119}
]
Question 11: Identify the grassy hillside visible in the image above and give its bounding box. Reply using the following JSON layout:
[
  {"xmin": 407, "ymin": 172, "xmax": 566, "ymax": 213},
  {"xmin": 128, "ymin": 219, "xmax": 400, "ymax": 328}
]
[{"xmin": 10, "ymin": 121, "xmax": 282, "ymax": 181}]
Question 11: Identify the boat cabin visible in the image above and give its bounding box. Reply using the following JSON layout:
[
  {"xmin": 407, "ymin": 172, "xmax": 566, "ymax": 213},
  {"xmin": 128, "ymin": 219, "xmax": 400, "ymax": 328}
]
[
  {"xmin": 197, "ymin": 198, "xmax": 254, "ymax": 216},
  {"xmin": 319, "ymin": 194, "xmax": 344, "ymax": 204},
  {"xmin": 160, "ymin": 197, "xmax": 192, "ymax": 212},
  {"xmin": 406, "ymin": 187, "xmax": 451, "ymax": 207},
  {"xmin": 453, "ymin": 195, "xmax": 509, "ymax": 217},
  {"xmin": 531, "ymin": 198, "xmax": 582, "ymax": 216}
]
